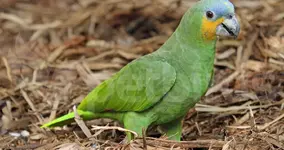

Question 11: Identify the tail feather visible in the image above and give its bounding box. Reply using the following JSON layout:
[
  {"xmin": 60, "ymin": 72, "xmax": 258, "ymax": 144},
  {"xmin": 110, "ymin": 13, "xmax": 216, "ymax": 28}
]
[{"xmin": 41, "ymin": 110, "xmax": 96, "ymax": 128}]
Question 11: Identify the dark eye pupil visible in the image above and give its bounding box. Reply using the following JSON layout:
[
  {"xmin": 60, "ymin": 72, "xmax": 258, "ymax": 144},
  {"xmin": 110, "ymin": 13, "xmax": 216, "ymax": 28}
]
[{"xmin": 206, "ymin": 11, "xmax": 214, "ymax": 18}]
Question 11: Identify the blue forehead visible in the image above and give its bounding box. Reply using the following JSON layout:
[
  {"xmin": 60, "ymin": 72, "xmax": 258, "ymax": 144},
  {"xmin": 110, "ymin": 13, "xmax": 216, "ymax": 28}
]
[{"xmin": 204, "ymin": 0, "xmax": 235, "ymax": 16}]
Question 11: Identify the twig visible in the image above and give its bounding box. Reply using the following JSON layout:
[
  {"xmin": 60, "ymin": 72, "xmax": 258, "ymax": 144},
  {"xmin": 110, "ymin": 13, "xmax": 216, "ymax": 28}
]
[
  {"xmin": 243, "ymin": 60, "xmax": 267, "ymax": 72},
  {"xmin": 235, "ymin": 46, "xmax": 243, "ymax": 69},
  {"xmin": 196, "ymin": 99, "xmax": 284, "ymax": 112},
  {"xmin": 39, "ymin": 45, "xmax": 68, "ymax": 69},
  {"xmin": 216, "ymin": 48, "xmax": 236, "ymax": 60},
  {"xmin": 40, "ymin": 36, "xmax": 86, "ymax": 69},
  {"xmin": 233, "ymin": 110, "xmax": 257, "ymax": 126},
  {"xmin": 0, "ymin": 12, "xmax": 61, "ymax": 30},
  {"xmin": 20, "ymin": 90, "xmax": 43, "ymax": 123},
  {"xmin": 47, "ymin": 45, "xmax": 68, "ymax": 63},
  {"xmin": 242, "ymin": 33, "xmax": 258, "ymax": 62},
  {"xmin": 30, "ymin": 29, "xmax": 46, "ymax": 41},
  {"xmin": 215, "ymin": 61, "xmax": 236, "ymax": 70},
  {"xmin": 91, "ymin": 126, "xmax": 138, "ymax": 138},
  {"xmin": 208, "ymin": 141, "xmax": 213, "ymax": 150},
  {"xmin": 206, "ymin": 71, "xmax": 240, "ymax": 96},
  {"xmin": 31, "ymin": 69, "xmax": 38, "ymax": 84},
  {"xmin": 73, "ymin": 106, "xmax": 92, "ymax": 138},
  {"xmin": 257, "ymin": 113, "xmax": 284, "ymax": 130},
  {"xmin": 258, "ymin": 133, "xmax": 284, "ymax": 149},
  {"xmin": 248, "ymin": 105, "xmax": 256, "ymax": 128},
  {"xmin": 92, "ymin": 124, "xmax": 110, "ymax": 137},
  {"xmin": 195, "ymin": 122, "xmax": 202, "ymax": 136},
  {"xmin": 222, "ymin": 140, "xmax": 232, "ymax": 150},
  {"xmin": 2, "ymin": 57, "xmax": 13, "ymax": 83},
  {"xmin": 139, "ymin": 138, "xmax": 226, "ymax": 148},
  {"xmin": 226, "ymin": 126, "xmax": 252, "ymax": 129},
  {"xmin": 269, "ymin": 58, "xmax": 284, "ymax": 66},
  {"xmin": 142, "ymin": 128, "xmax": 147, "ymax": 150},
  {"xmin": 48, "ymin": 95, "xmax": 60, "ymax": 122},
  {"xmin": 85, "ymin": 50, "xmax": 116, "ymax": 62}
]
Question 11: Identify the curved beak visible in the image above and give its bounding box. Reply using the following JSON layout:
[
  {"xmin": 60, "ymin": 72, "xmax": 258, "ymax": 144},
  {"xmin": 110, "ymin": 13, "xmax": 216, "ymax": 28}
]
[{"xmin": 216, "ymin": 15, "xmax": 240, "ymax": 38}]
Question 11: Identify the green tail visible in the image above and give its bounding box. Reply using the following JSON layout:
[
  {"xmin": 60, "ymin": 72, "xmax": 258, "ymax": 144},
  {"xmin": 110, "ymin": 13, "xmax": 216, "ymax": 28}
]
[
  {"xmin": 41, "ymin": 110, "xmax": 97, "ymax": 128},
  {"xmin": 41, "ymin": 110, "xmax": 125, "ymax": 128}
]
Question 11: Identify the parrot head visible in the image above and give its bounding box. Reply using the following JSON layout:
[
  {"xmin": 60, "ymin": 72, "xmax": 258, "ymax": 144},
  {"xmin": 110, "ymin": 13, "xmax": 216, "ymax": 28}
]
[
  {"xmin": 181, "ymin": 0, "xmax": 240, "ymax": 41},
  {"xmin": 200, "ymin": 0, "xmax": 240, "ymax": 40}
]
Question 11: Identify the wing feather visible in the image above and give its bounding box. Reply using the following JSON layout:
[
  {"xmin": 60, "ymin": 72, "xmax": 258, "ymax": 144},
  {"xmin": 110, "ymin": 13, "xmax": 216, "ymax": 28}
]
[{"xmin": 78, "ymin": 59, "xmax": 176, "ymax": 112}]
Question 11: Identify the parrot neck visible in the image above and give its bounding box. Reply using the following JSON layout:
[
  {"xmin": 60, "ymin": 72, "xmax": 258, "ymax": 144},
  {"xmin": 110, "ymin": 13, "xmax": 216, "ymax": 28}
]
[
  {"xmin": 174, "ymin": 9, "xmax": 218, "ymax": 51},
  {"xmin": 174, "ymin": 25, "xmax": 217, "ymax": 53},
  {"xmin": 158, "ymin": 6, "xmax": 219, "ymax": 61},
  {"xmin": 159, "ymin": 17, "xmax": 217, "ymax": 62}
]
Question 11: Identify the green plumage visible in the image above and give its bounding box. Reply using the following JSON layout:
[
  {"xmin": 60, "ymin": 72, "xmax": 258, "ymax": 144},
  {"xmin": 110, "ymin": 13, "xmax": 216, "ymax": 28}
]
[
  {"xmin": 42, "ymin": 0, "xmax": 239, "ymax": 141},
  {"xmin": 78, "ymin": 60, "xmax": 176, "ymax": 112}
]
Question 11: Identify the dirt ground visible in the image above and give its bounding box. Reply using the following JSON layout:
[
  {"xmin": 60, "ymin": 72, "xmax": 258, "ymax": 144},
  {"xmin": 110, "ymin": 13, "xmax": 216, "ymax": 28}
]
[{"xmin": 0, "ymin": 0, "xmax": 283, "ymax": 149}]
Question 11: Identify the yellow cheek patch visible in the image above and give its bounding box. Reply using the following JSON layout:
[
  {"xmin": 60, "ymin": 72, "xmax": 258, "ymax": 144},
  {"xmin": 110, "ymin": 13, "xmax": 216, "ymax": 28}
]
[{"xmin": 201, "ymin": 17, "xmax": 224, "ymax": 40}]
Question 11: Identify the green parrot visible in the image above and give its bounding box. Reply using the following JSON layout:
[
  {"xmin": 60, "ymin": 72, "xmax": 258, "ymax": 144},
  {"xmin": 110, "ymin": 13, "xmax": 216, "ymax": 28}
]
[{"xmin": 42, "ymin": 0, "xmax": 240, "ymax": 141}]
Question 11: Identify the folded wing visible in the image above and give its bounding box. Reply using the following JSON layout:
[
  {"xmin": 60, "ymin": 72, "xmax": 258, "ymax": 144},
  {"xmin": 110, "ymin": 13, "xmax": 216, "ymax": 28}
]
[{"xmin": 78, "ymin": 59, "xmax": 177, "ymax": 113}]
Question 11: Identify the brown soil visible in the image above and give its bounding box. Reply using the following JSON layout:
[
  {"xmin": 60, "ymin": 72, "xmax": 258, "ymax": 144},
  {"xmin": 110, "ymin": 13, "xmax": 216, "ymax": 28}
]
[{"xmin": 0, "ymin": 0, "xmax": 283, "ymax": 149}]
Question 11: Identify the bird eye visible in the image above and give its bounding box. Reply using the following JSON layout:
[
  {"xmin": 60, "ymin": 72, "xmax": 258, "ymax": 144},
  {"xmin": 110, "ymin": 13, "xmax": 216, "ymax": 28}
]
[
  {"xmin": 206, "ymin": 11, "xmax": 214, "ymax": 19},
  {"xmin": 228, "ymin": 14, "xmax": 233, "ymax": 19}
]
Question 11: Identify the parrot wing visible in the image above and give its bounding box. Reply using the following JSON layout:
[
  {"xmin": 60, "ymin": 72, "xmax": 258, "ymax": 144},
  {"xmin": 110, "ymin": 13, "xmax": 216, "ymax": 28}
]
[{"xmin": 78, "ymin": 58, "xmax": 176, "ymax": 112}]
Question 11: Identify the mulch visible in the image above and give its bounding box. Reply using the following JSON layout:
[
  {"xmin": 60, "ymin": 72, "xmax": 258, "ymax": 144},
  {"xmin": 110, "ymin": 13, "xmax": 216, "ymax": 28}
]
[{"xmin": 0, "ymin": 0, "xmax": 283, "ymax": 149}]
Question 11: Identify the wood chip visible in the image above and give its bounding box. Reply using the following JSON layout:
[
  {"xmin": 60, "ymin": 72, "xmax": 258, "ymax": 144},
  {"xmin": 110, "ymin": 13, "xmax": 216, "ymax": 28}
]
[
  {"xmin": 206, "ymin": 71, "xmax": 240, "ymax": 96},
  {"xmin": 73, "ymin": 106, "xmax": 92, "ymax": 138}
]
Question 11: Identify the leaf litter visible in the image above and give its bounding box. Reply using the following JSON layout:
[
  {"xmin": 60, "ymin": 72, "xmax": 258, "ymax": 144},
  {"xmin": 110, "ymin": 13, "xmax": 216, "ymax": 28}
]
[{"xmin": 0, "ymin": 0, "xmax": 283, "ymax": 149}]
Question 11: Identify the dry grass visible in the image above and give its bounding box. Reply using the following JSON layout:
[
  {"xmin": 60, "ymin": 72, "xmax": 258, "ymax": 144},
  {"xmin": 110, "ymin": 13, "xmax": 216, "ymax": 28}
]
[{"xmin": 0, "ymin": 0, "xmax": 283, "ymax": 149}]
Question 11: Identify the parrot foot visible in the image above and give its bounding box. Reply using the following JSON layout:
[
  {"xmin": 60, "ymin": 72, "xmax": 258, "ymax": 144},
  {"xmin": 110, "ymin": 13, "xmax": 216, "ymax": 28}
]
[
  {"xmin": 159, "ymin": 117, "xmax": 183, "ymax": 141},
  {"xmin": 123, "ymin": 112, "xmax": 152, "ymax": 141}
]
